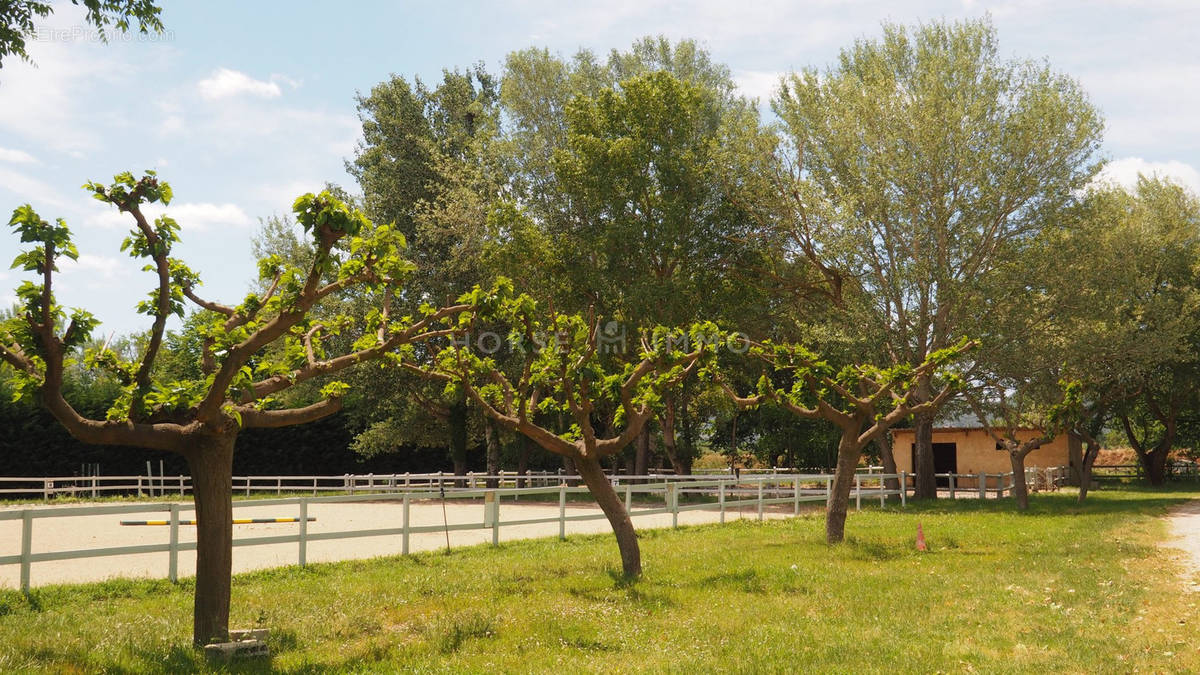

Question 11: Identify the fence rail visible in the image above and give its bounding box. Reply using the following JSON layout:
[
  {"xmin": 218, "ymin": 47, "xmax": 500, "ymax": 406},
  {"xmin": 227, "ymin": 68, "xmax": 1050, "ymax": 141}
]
[
  {"xmin": 2, "ymin": 473, "xmax": 910, "ymax": 592},
  {"xmin": 0, "ymin": 466, "xmax": 1074, "ymax": 593},
  {"xmin": 1091, "ymin": 462, "xmax": 1200, "ymax": 481},
  {"xmin": 0, "ymin": 465, "xmax": 1073, "ymax": 501}
]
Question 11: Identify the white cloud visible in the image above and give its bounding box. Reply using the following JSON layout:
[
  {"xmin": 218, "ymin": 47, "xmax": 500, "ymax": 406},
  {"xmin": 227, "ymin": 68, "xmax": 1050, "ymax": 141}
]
[
  {"xmin": 59, "ymin": 254, "xmax": 131, "ymax": 280},
  {"xmin": 1096, "ymin": 157, "xmax": 1200, "ymax": 197},
  {"xmin": 0, "ymin": 167, "xmax": 73, "ymax": 208},
  {"xmin": 197, "ymin": 68, "xmax": 283, "ymax": 101},
  {"xmin": 0, "ymin": 41, "xmax": 111, "ymax": 154},
  {"xmin": 158, "ymin": 114, "xmax": 185, "ymax": 136},
  {"xmin": 734, "ymin": 70, "xmax": 783, "ymax": 103},
  {"xmin": 0, "ymin": 147, "xmax": 37, "ymax": 164},
  {"xmin": 86, "ymin": 201, "xmax": 254, "ymax": 232},
  {"xmin": 254, "ymin": 180, "xmax": 328, "ymax": 210},
  {"xmin": 168, "ymin": 202, "xmax": 254, "ymax": 231}
]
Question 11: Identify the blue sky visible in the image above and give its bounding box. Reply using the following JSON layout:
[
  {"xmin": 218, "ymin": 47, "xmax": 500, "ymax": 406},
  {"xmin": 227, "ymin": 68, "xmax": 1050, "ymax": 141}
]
[{"xmin": 1, "ymin": 0, "xmax": 1198, "ymax": 337}]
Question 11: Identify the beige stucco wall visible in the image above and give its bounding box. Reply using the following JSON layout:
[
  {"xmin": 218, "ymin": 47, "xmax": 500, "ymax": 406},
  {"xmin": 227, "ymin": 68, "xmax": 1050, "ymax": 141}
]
[{"xmin": 890, "ymin": 428, "xmax": 1070, "ymax": 475}]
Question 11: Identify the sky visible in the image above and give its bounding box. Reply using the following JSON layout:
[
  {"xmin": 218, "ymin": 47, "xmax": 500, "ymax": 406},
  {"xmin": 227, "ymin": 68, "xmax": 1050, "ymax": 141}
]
[{"xmin": 1, "ymin": 0, "xmax": 1198, "ymax": 338}]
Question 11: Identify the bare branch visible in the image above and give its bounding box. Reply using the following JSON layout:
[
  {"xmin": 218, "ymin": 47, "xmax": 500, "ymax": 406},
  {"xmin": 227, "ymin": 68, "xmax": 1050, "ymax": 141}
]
[
  {"xmin": 125, "ymin": 203, "xmax": 172, "ymax": 418},
  {"xmin": 182, "ymin": 285, "xmax": 235, "ymax": 316},
  {"xmin": 236, "ymin": 397, "xmax": 343, "ymax": 428}
]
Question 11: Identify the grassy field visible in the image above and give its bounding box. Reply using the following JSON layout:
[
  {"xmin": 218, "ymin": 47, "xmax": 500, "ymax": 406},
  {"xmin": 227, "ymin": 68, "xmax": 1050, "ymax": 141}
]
[{"xmin": 0, "ymin": 487, "xmax": 1197, "ymax": 673}]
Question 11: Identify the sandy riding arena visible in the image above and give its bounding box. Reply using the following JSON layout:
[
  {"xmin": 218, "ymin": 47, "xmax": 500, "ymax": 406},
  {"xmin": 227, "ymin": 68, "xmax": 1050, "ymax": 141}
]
[{"xmin": 0, "ymin": 497, "xmax": 793, "ymax": 589}]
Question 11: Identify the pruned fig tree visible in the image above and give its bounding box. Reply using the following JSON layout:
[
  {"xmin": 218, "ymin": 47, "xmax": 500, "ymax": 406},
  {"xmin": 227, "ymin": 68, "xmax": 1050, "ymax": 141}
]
[
  {"xmin": 0, "ymin": 172, "xmax": 467, "ymax": 645},
  {"xmin": 415, "ymin": 283, "xmax": 720, "ymax": 577},
  {"xmin": 723, "ymin": 338, "xmax": 974, "ymax": 543}
]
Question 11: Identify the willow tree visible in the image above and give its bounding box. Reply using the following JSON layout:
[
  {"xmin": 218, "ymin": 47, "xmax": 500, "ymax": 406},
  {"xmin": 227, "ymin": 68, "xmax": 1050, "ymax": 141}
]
[
  {"xmin": 773, "ymin": 18, "xmax": 1103, "ymax": 499},
  {"xmin": 724, "ymin": 338, "xmax": 973, "ymax": 542},
  {"xmin": 419, "ymin": 283, "xmax": 717, "ymax": 577},
  {"xmin": 0, "ymin": 173, "xmax": 466, "ymax": 645}
]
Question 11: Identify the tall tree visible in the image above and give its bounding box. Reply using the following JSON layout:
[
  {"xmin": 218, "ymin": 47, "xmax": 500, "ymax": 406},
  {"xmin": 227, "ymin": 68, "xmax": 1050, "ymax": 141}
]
[
  {"xmin": 348, "ymin": 66, "xmax": 505, "ymax": 474},
  {"xmin": 772, "ymin": 18, "xmax": 1104, "ymax": 498},
  {"xmin": 502, "ymin": 39, "xmax": 775, "ymax": 473},
  {"xmin": 1093, "ymin": 178, "xmax": 1200, "ymax": 484},
  {"xmin": 1, "ymin": 174, "xmax": 467, "ymax": 645}
]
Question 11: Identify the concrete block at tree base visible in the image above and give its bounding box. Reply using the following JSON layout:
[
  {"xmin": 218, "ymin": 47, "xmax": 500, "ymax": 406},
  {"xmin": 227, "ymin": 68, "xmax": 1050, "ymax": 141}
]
[{"xmin": 204, "ymin": 629, "xmax": 270, "ymax": 664}]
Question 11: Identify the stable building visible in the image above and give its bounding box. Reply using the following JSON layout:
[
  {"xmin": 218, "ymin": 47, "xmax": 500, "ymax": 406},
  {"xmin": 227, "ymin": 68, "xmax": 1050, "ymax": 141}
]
[{"xmin": 890, "ymin": 425, "xmax": 1071, "ymax": 479}]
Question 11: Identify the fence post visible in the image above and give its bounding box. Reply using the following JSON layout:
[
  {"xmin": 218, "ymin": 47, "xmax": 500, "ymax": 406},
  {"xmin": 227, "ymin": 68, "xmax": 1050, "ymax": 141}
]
[
  {"xmin": 825, "ymin": 475, "xmax": 832, "ymax": 508},
  {"xmin": 276, "ymin": 477, "xmax": 282, "ymax": 496},
  {"xmin": 668, "ymin": 483, "xmax": 678, "ymax": 528},
  {"xmin": 794, "ymin": 477, "xmax": 801, "ymax": 515},
  {"xmin": 484, "ymin": 491, "xmax": 496, "ymax": 527},
  {"xmin": 20, "ymin": 510, "xmax": 32, "ymax": 595},
  {"xmin": 491, "ymin": 490, "xmax": 500, "ymax": 547},
  {"xmin": 402, "ymin": 493, "xmax": 411, "ymax": 555},
  {"xmin": 719, "ymin": 480, "xmax": 726, "ymax": 523},
  {"xmin": 978, "ymin": 472, "xmax": 986, "ymax": 499},
  {"xmin": 855, "ymin": 474, "xmax": 861, "ymax": 512},
  {"xmin": 757, "ymin": 480, "xmax": 764, "ymax": 521},
  {"xmin": 298, "ymin": 499, "xmax": 308, "ymax": 567},
  {"xmin": 92, "ymin": 475, "xmax": 98, "ymax": 499},
  {"xmin": 879, "ymin": 475, "xmax": 885, "ymax": 507},
  {"xmin": 179, "ymin": 475, "xmax": 184, "ymax": 497},
  {"xmin": 949, "ymin": 473, "xmax": 956, "ymax": 499},
  {"xmin": 900, "ymin": 471, "xmax": 907, "ymax": 507},
  {"xmin": 168, "ymin": 503, "xmax": 179, "ymax": 582},
  {"xmin": 559, "ymin": 483, "xmax": 567, "ymax": 541},
  {"xmin": 625, "ymin": 483, "xmax": 632, "ymax": 512},
  {"xmin": 245, "ymin": 476, "xmax": 251, "ymax": 497}
]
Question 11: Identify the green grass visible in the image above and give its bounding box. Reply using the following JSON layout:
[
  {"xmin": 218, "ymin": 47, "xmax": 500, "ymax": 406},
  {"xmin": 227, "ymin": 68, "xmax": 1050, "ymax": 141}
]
[{"xmin": 1, "ymin": 486, "xmax": 1198, "ymax": 672}]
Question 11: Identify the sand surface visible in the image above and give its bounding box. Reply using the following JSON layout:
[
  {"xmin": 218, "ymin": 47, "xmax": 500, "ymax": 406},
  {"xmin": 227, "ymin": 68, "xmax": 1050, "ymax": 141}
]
[
  {"xmin": 1165, "ymin": 500, "xmax": 1200, "ymax": 592},
  {"xmin": 0, "ymin": 497, "xmax": 795, "ymax": 589}
]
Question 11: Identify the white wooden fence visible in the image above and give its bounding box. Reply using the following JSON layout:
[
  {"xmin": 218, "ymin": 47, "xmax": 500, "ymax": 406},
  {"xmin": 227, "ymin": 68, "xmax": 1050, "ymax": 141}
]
[
  {"xmin": 0, "ymin": 466, "xmax": 1076, "ymax": 593},
  {"xmin": 0, "ymin": 465, "xmax": 1067, "ymax": 501},
  {"xmin": 2, "ymin": 473, "xmax": 912, "ymax": 593}
]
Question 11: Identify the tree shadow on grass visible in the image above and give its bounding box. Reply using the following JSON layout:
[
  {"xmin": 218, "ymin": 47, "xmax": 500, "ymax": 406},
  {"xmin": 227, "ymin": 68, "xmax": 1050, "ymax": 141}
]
[
  {"xmin": 554, "ymin": 571, "xmax": 677, "ymax": 610},
  {"xmin": 897, "ymin": 485, "xmax": 1195, "ymax": 520}
]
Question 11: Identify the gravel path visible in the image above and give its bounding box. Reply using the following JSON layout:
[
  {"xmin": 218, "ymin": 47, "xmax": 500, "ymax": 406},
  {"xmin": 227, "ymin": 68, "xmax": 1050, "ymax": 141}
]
[
  {"xmin": 0, "ymin": 497, "xmax": 797, "ymax": 589},
  {"xmin": 1165, "ymin": 500, "xmax": 1200, "ymax": 592}
]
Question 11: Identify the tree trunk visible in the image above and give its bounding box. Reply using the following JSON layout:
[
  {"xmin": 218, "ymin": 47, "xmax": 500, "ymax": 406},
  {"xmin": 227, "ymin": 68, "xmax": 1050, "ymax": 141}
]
[
  {"xmin": 516, "ymin": 435, "xmax": 530, "ymax": 488},
  {"xmin": 1067, "ymin": 432, "xmax": 1084, "ymax": 487},
  {"xmin": 562, "ymin": 455, "xmax": 577, "ymax": 485},
  {"xmin": 679, "ymin": 393, "xmax": 696, "ymax": 475},
  {"xmin": 449, "ymin": 399, "xmax": 468, "ymax": 486},
  {"xmin": 1078, "ymin": 439, "xmax": 1100, "ymax": 503},
  {"xmin": 875, "ymin": 432, "xmax": 899, "ymax": 502},
  {"xmin": 1010, "ymin": 451, "xmax": 1029, "ymax": 511},
  {"xmin": 185, "ymin": 433, "xmax": 236, "ymax": 646},
  {"xmin": 575, "ymin": 453, "xmax": 641, "ymax": 577},
  {"xmin": 634, "ymin": 427, "xmax": 649, "ymax": 482},
  {"xmin": 1139, "ymin": 447, "xmax": 1170, "ymax": 486},
  {"xmin": 913, "ymin": 411, "xmax": 937, "ymax": 500},
  {"xmin": 484, "ymin": 418, "xmax": 500, "ymax": 489},
  {"xmin": 825, "ymin": 433, "xmax": 864, "ymax": 544}
]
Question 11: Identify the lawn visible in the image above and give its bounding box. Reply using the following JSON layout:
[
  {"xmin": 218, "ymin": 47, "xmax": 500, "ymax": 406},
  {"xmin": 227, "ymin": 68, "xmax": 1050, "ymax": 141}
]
[{"xmin": 1, "ymin": 487, "xmax": 1197, "ymax": 673}]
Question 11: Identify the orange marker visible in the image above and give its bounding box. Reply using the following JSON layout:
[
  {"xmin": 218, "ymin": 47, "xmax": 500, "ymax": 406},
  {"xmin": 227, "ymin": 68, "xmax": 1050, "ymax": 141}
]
[{"xmin": 916, "ymin": 522, "xmax": 927, "ymax": 551}]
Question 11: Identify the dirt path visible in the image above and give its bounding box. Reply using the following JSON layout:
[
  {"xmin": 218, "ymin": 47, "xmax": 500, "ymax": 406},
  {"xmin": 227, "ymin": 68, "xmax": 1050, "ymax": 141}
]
[{"xmin": 1164, "ymin": 500, "xmax": 1200, "ymax": 592}]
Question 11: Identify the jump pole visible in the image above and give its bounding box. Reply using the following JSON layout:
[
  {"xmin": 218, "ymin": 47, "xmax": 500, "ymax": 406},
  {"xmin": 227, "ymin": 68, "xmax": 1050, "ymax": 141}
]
[{"xmin": 121, "ymin": 517, "xmax": 316, "ymax": 526}]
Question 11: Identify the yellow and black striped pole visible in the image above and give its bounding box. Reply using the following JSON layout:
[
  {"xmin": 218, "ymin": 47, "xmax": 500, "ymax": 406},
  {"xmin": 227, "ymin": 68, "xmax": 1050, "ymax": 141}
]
[{"xmin": 120, "ymin": 517, "xmax": 316, "ymax": 526}]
